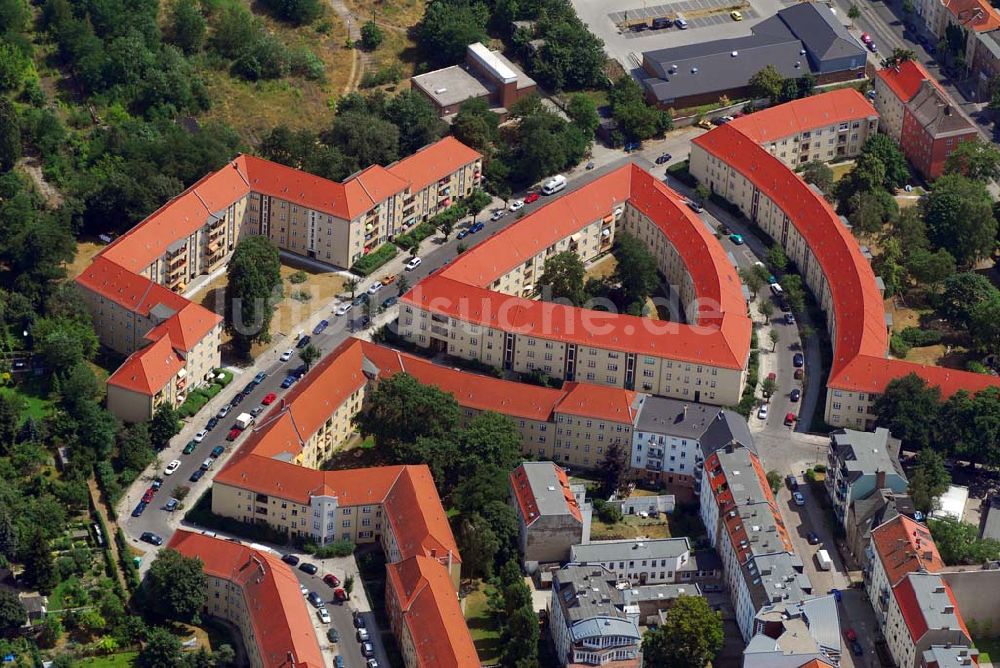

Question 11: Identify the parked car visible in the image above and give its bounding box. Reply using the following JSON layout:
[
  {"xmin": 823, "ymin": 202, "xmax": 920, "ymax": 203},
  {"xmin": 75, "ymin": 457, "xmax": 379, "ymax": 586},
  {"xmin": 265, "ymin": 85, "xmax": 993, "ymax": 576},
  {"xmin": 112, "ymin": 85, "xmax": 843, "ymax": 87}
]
[
  {"xmin": 508, "ymin": 199, "xmax": 524, "ymax": 211},
  {"xmin": 785, "ymin": 312, "xmax": 795, "ymax": 325},
  {"xmin": 262, "ymin": 392, "xmax": 277, "ymax": 405},
  {"xmin": 200, "ymin": 458, "xmax": 214, "ymax": 471},
  {"xmin": 210, "ymin": 445, "xmax": 225, "ymax": 458},
  {"xmin": 729, "ymin": 234, "xmax": 744, "ymax": 245},
  {"xmin": 790, "ymin": 388, "xmax": 801, "ymax": 402},
  {"xmin": 367, "ymin": 283, "xmax": 382, "ymax": 295},
  {"xmin": 227, "ymin": 428, "xmax": 241, "ymax": 442},
  {"xmin": 323, "ymin": 574, "xmax": 341, "ymax": 588},
  {"xmin": 307, "ymin": 591, "xmax": 324, "ymax": 608},
  {"xmin": 792, "ymin": 492, "xmax": 805, "ymax": 506},
  {"xmin": 164, "ymin": 460, "xmax": 181, "ymax": 476},
  {"xmin": 296, "ymin": 335, "xmax": 312, "ymax": 349},
  {"xmin": 299, "ymin": 562, "xmax": 318, "ymax": 575},
  {"xmin": 334, "ymin": 588, "xmax": 348, "ymax": 602},
  {"xmin": 230, "ymin": 392, "xmax": 245, "ymax": 406},
  {"xmin": 730, "ymin": 9, "xmax": 743, "ymax": 20},
  {"xmin": 456, "ymin": 228, "xmax": 470, "ymax": 240},
  {"xmin": 784, "ymin": 412, "xmax": 797, "ymax": 426},
  {"xmin": 470, "ymin": 222, "xmax": 485, "ymax": 234},
  {"xmin": 151, "ymin": 478, "xmax": 162, "ymax": 490},
  {"xmin": 317, "ymin": 607, "xmax": 331, "ymax": 624},
  {"xmin": 381, "ymin": 274, "xmax": 397, "ymax": 286},
  {"xmin": 793, "ymin": 352, "xmax": 804, "ymax": 367},
  {"xmin": 686, "ymin": 199, "xmax": 704, "ymax": 213},
  {"xmin": 250, "ymin": 405, "xmax": 264, "ymax": 418},
  {"xmin": 807, "ymin": 531, "xmax": 820, "ymax": 544},
  {"xmin": 327, "ymin": 628, "xmax": 340, "ymax": 643},
  {"xmin": 352, "ymin": 294, "xmax": 367, "ymax": 307},
  {"xmin": 695, "ymin": 118, "xmax": 713, "ymax": 129},
  {"xmin": 242, "ymin": 381, "xmax": 255, "ymax": 395},
  {"xmin": 860, "ymin": 32, "xmax": 871, "ymax": 44},
  {"xmin": 353, "ymin": 612, "xmax": 366, "ymax": 628},
  {"xmin": 335, "ymin": 656, "xmax": 345, "ymax": 668},
  {"xmin": 623, "ymin": 141, "xmax": 642, "ymax": 152},
  {"xmin": 253, "ymin": 371, "xmax": 267, "ymax": 384},
  {"xmin": 654, "ymin": 152, "xmax": 672, "ymax": 165},
  {"xmin": 524, "ymin": 192, "xmax": 540, "ymax": 204},
  {"xmin": 334, "ymin": 303, "xmax": 353, "ymax": 316},
  {"xmin": 757, "ymin": 404, "xmax": 769, "ymax": 420},
  {"xmin": 851, "ymin": 640, "xmax": 864, "ymax": 656},
  {"xmin": 490, "ymin": 209, "xmax": 506, "ymax": 221},
  {"xmin": 845, "ymin": 627, "xmax": 858, "ymax": 643},
  {"xmin": 280, "ymin": 349, "xmax": 294, "ymax": 361},
  {"xmin": 206, "ymin": 416, "xmax": 219, "ymax": 430},
  {"xmin": 381, "ymin": 296, "xmax": 397, "ymax": 309},
  {"xmin": 194, "ymin": 429, "xmax": 208, "ymax": 443},
  {"xmin": 189, "ymin": 469, "xmax": 205, "ymax": 483},
  {"xmin": 131, "ymin": 501, "xmax": 147, "ymax": 517},
  {"xmin": 183, "ymin": 440, "xmax": 198, "ymax": 455},
  {"xmin": 281, "ymin": 375, "xmax": 296, "ymax": 389},
  {"xmin": 357, "ymin": 628, "xmax": 370, "ymax": 642},
  {"xmin": 313, "ymin": 320, "xmax": 329, "ymax": 335},
  {"xmin": 786, "ymin": 475, "xmax": 798, "ymax": 491},
  {"xmin": 164, "ymin": 498, "xmax": 179, "ymax": 512},
  {"xmin": 143, "ymin": 487, "xmax": 155, "ymax": 503},
  {"xmin": 405, "ymin": 257, "xmax": 422, "ymax": 271},
  {"xmin": 361, "ymin": 643, "xmax": 374, "ymax": 658},
  {"xmin": 281, "ymin": 554, "xmax": 300, "ymax": 566},
  {"xmin": 217, "ymin": 405, "xmax": 231, "ymax": 419},
  {"xmin": 718, "ymin": 225, "xmax": 731, "ymax": 235},
  {"xmin": 868, "ymin": 41, "xmax": 878, "ymax": 53},
  {"xmin": 367, "ymin": 660, "xmax": 379, "ymax": 668},
  {"xmin": 140, "ymin": 532, "xmax": 163, "ymax": 546}
]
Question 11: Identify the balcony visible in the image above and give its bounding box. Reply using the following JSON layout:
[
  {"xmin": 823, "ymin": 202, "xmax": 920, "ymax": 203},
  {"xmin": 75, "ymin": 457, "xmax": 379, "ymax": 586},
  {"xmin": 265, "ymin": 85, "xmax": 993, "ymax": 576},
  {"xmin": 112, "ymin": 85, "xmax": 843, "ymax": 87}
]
[
  {"xmin": 167, "ymin": 252, "xmax": 187, "ymax": 269},
  {"xmin": 647, "ymin": 461, "xmax": 663, "ymax": 472}
]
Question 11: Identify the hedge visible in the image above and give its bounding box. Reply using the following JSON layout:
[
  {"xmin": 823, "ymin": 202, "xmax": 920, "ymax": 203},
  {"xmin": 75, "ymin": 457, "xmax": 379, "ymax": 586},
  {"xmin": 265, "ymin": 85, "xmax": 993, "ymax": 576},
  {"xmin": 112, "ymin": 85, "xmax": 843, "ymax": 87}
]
[
  {"xmin": 178, "ymin": 391, "xmax": 210, "ymax": 418},
  {"xmin": 116, "ymin": 528, "xmax": 140, "ymax": 591},
  {"xmin": 214, "ymin": 369, "xmax": 233, "ymax": 387},
  {"xmin": 899, "ymin": 327, "xmax": 942, "ymax": 347},
  {"xmin": 352, "ymin": 243, "xmax": 398, "ymax": 276},
  {"xmin": 889, "ymin": 334, "xmax": 911, "ymax": 358},
  {"xmin": 393, "ymin": 222, "xmax": 436, "ymax": 251}
]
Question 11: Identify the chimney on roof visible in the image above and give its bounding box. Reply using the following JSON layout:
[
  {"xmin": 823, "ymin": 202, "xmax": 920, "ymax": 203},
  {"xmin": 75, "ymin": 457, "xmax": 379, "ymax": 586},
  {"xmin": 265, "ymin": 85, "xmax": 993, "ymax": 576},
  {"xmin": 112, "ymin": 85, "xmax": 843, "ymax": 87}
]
[
  {"xmin": 683, "ymin": 404, "xmax": 688, "ymax": 420},
  {"xmin": 875, "ymin": 469, "xmax": 886, "ymax": 490},
  {"xmin": 944, "ymin": 105, "xmax": 953, "ymax": 116}
]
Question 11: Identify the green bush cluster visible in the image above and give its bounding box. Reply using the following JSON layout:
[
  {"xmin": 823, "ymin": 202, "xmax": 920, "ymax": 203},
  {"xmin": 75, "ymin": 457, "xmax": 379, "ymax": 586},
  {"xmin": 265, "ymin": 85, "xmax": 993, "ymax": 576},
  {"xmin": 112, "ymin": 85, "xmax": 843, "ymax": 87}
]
[
  {"xmin": 116, "ymin": 528, "xmax": 140, "ymax": 590},
  {"xmin": 735, "ymin": 350, "xmax": 761, "ymax": 417},
  {"xmin": 592, "ymin": 498, "xmax": 623, "ymax": 524},
  {"xmin": 301, "ymin": 540, "xmax": 355, "ymax": 558},
  {"xmin": 899, "ymin": 327, "xmax": 943, "ymax": 347},
  {"xmin": 393, "ymin": 222, "xmax": 436, "ymax": 251},
  {"xmin": 360, "ymin": 62, "xmax": 402, "ymax": 88},
  {"xmin": 352, "ymin": 243, "xmax": 398, "ymax": 276},
  {"xmin": 890, "ymin": 334, "xmax": 912, "ymax": 358}
]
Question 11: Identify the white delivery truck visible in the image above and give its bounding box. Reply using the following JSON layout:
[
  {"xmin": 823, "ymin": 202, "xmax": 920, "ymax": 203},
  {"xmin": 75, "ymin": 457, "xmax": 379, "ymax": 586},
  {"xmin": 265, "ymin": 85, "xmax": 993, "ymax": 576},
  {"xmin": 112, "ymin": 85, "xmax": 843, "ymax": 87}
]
[
  {"xmin": 542, "ymin": 174, "xmax": 567, "ymax": 195},
  {"xmin": 235, "ymin": 412, "xmax": 254, "ymax": 430},
  {"xmin": 815, "ymin": 549, "xmax": 833, "ymax": 571}
]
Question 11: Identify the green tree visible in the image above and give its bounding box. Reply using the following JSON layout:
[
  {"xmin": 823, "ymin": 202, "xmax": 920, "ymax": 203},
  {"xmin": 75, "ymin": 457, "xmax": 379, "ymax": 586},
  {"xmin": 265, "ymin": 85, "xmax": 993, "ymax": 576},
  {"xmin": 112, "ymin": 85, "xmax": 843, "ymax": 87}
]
[
  {"xmin": 875, "ymin": 373, "xmax": 942, "ymax": 451},
  {"xmin": 848, "ymin": 4, "xmax": 861, "ymax": 19},
  {"xmin": 847, "ymin": 189, "xmax": 898, "ymax": 234},
  {"xmin": 566, "ymin": 93, "xmax": 600, "ymax": 137},
  {"xmin": 299, "ymin": 343, "xmax": 321, "ymax": 370},
  {"xmin": 969, "ymin": 290, "xmax": 1000, "ymax": 353},
  {"xmin": 384, "ymin": 89, "xmax": 446, "ymax": 156},
  {"xmin": 138, "ymin": 627, "xmax": 182, "ymax": 668},
  {"xmin": 768, "ymin": 328, "xmax": 780, "ymax": 352},
  {"xmin": 748, "ymin": 65, "xmax": 784, "ymax": 103},
  {"xmin": 939, "ymin": 272, "xmax": 996, "ymax": 329},
  {"xmin": 909, "ymin": 448, "xmax": 951, "ymax": 514},
  {"xmin": 609, "ymin": 75, "xmax": 670, "ymax": 141},
  {"xmin": 766, "ymin": 245, "xmax": 788, "ymax": 272},
  {"xmin": 396, "ymin": 275, "xmax": 409, "ymax": 296},
  {"xmin": 614, "ymin": 232, "xmax": 659, "ymax": 309},
  {"xmin": 501, "ymin": 604, "xmax": 539, "ymax": 667},
  {"xmin": 642, "ymin": 596, "xmax": 724, "ymax": 668},
  {"xmin": 360, "ymin": 21, "xmax": 384, "ymax": 50},
  {"xmin": 224, "ymin": 236, "xmax": 282, "ymax": 359},
  {"xmin": 416, "ymin": 0, "xmax": 488, "ymax": 68},
  {"xmin": 149, "ymin": 404, "xmax": 180, "ymax": 450},
  {"xmin": 0, "ymin": 506, "xmax": 18, "ymax": 560},
  {"xmin": 325, "ymin": 111, "xmax": 400, "ymax": 173},
  {"xmin": 452, "ymin": 98, "xmax": 499, "ymax": 154},
  {"xmin": 143, "ymin": 549, "xmax": 207, "ymax": 622},
  {"xmin": 0, "ymin": 97, "xmax": 20, "ymax": 172},
  {"xmin": 695, "ymin": 183, "xmax": 710, "ymax": 204},
  {"xmin": 23, "ymin": 529, "xmax": 55, "ymax": 594},
  {"xmin": 766, "ymin": 470, "xmax": 782, "ymax": 493},
  {"xmin": 762, "ymin": 374, "xmax": 778, "ymax": 396},
  {"xmin": 117, "ymin": 422, "xmax": 154, "ymax": 472},
  {"xmin": 0, "ymin": 393, "xmax": 22, "ymax": 452},
  {"xmin": 923, "ymin": 174, "xmax": 996, "ymax": 269},
  {"xmin": 0, "ymin": 40, "xmax": 31, "ymax": 92},
  {"xmin": 539, "ymin": 251, "xmax": 587, "ymax": 305},
  {"xmin": 757, "ymin": 299, "xmax": 774, "ymax": 321},
  {"xmin": 600, "ymin": 440, "xmax": 629, "ymax": 498},
  {"xmin": 168, "ymin": 0, "xmax": 206, "ymax": 54},
  {"xmin": 261, "ymin": 0, "xmax": 321, "ymax": 25},
  {"xmin": 905, "ymin": 247, "xmax": 955, "ymax": 286},
  {"xmin": 344, "ymin": 277, "xmax": 360, "ymax": 300},
  {"xmin": 930, "ymin": 518, "xmax": 1000, "ymax": 565},
  {"xmin": 802, "ymin": 160, "xmax": 834, "ymax": 196},
  {"xmin": 32, "ymin": 316, "xmax": 98, "ymax": 370},
  {"xmin": 860, "ymin": 134, "xmax": 911, "ymax": 190},
  {"xmin": 0, "ymin": 590, "xmax": 25, "ymax": 630},
  {"xmin": 353, "ymin": 373, "xmax": 461, "ymax": 457},
  {"xmin": 455, "ymin": 512, "xmax": 499, "ymax": 579},
  {"xmin": 740, "ymin": 267, "xmax": 766, "ymax": 298},
  {"xmin": 944, "ymin": 138, "xmax": 1000, "ymax": 182}
]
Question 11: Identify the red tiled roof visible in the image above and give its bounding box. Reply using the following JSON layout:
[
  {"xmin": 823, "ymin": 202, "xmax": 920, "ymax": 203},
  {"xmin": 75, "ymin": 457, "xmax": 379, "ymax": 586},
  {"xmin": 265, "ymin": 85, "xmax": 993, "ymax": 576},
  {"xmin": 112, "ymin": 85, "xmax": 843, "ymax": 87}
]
[
  {"xmin": 893, "ymin": 573, "xmax": 971, "ymax": 645},
  {"xmin": 168, "ymin": 530, "xmax": 324, "ymax": 668},
  {"xmin": 510, "ymin": 462, "xmax": 583, "ymax": 526},
  {"xmin": 383, "ymin": 466, "xmax": 461, "ymax": 562},
  {"xmin": 143, "ymin": 302, "xmax": 222, "ymax": 352},
  {"xmin": 388, "ymin": 137, "xmax": 482, "ymax": 192},
  {"xmin": 875, "ymin": 60, "xmax": 943, "ymax": 103},
  {"xmin": 555, "ymin": 382, "xmax": 639, "ymax": 423},
  {"xmin": 386, "ymin": 556, "xmax": 480, "ymax": 668},
  {"xmin": 944, "ymin": 0, "xmax": 1000, "ymax": 31},
  {"xmin": 107, "ymin": 335, "xmax": 183, "ymax": 395},
  {"xmin": 729, "ymin": 89, "xmax": 877, "ymax": 145},
  {"xmin": 870, "ymin": 515, "xmax": 943, "ymax": 586},
  {"xmin": 75, "ymin": 256, "xmax": 190, "ymax": 317}
]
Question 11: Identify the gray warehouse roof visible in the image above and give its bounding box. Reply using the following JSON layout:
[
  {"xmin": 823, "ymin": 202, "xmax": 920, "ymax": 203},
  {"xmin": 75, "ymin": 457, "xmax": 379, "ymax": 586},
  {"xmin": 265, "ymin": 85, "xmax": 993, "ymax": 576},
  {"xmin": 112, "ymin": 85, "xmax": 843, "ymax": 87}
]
[
  {"xmin": 779, "ymin": 2, "xmax": 863, "ymax": 64},
  {"xmin": 570, "ymin": 537, "xmax": 691, "ymax": 564}
]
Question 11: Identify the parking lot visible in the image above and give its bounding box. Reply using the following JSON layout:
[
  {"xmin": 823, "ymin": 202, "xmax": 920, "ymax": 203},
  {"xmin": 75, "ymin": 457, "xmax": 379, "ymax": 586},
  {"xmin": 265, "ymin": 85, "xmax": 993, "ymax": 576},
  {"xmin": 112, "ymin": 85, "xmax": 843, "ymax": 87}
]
[{"xmin": 571, "ymin": 0, "xmax": 799, "ymax": 68}]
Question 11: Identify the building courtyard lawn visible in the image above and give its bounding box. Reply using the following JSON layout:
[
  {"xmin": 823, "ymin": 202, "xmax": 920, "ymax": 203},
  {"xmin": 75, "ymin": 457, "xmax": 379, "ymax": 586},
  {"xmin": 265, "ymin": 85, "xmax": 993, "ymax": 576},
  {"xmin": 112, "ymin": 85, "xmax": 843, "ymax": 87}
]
[
  {"xmin": 73, "ymin": 652, "xmax": 139, "ymax": 667},
  {"xmin": 464, "ymin": 582, "xmax": 501, "ymax": 665},
  {"xmin": 590, "ymin": 513, "xmax": 672, "ymax": 540},
  {"xmin": 0, "ymin": 377, "xmax": 53, "ymax": 422}
]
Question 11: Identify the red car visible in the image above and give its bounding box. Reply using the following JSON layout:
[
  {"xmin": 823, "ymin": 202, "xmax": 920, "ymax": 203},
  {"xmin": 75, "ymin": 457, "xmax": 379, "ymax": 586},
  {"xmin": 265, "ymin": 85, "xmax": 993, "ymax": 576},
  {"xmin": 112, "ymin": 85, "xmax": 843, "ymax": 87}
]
[
  {"xmin": 524, "ymin": 192, "xmax": 540, "ymax": 204},
  {"xmin": 333, "ymin": 588, "xmax": 348, "ymax": 602},
  {"xmin": 845, "ymin": 628, "xmax": 858, "ymax": 642},
  {"xmin": 323, "ymin": 573, "xmax": 341, "ymax": 588},
  {"xmin": 784, "ymin": 412, "xmax": 797, "ymax": 426},
  {"xmin": 860, "ymin": 32, "xmax": 871, "ymax": 43},
  {"xmin": 767, "ymin": 372, "xmax": 776, "ymax": 382},
  {"xmin": 142, "ymin": 487, "xmax": 155, "ymax": 504},
  {"xmin": 227, "ymin": 428, "xmax": 241, "ymax": 442},
  {"xmin": 262, "ymin": 392, "xmax": 277, "ymax": 406}
]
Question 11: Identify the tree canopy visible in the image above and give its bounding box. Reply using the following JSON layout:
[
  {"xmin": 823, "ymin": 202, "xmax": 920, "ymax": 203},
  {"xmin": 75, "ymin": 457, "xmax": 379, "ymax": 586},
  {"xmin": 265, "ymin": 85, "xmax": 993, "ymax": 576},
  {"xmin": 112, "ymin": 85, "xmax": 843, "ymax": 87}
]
[
  {"xmin": 224, "ymin": 236, "xmax": 282, "ymax": 359},
  {"xmin": 943, "ymin": 138, "xmax": 1000, "ymax": 182},
  {"xmin": 908, "ymin": 448, "xmax": 951, "ymax": 514},
  {"xmin": 923, "ymin": 174, "xmax": 996, "ymax": 269},
  {"xmin": 874, "ymin": 374, "xmax": 942, "ymax": 451},
  {"xmin": 642, "ymin": 596, "xmax": 724, "ymax": 668},
  {"xmin": 539, "ymin": 251, "xmax": 587, "ymax": 305},
  {"xmin": 143, "ymin": 548, "xmax": 207, "ymax": 622}
]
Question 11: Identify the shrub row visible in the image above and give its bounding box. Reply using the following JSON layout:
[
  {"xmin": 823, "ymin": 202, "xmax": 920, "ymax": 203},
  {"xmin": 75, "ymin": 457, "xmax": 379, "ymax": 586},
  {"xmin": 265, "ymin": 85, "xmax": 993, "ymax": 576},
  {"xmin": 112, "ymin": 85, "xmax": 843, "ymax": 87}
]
[
  {"xmin": 115, "ymin": 528, "xmax": 140, "ymax": 591},
  {"xmin": 352, "ymin": 243, "xmax": 398, "ymax": 276},
  {"xmin": 393, "ymin": 222, "xmax": 436, "ymax": 251}
]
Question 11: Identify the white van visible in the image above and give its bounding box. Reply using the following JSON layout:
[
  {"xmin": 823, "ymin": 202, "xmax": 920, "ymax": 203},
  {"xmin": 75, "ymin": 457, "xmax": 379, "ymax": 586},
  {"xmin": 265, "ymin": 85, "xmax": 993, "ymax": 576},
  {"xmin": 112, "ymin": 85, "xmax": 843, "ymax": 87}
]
[
  {"xmin": 542, "ymin": 175, "xmax": 567, "ymax": 195},
  {"xmin": 770, "ymin": 283, "xmax": 784, "ymax": 296},
  {"xmin": 815, "ymin": 549, "xmax": 833, "ymax": 571}
]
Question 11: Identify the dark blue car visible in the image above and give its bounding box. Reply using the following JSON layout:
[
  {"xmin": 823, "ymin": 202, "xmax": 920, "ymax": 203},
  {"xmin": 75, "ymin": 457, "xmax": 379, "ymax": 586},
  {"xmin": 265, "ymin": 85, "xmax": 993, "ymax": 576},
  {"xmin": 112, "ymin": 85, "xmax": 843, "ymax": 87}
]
[
  {"xmin": 189, "ymin": 469, "xmax": 205, "ymax": 483},
  {"xmin": 313, "ymin": 320, "xmax": 329, "ymax": 335},
  {"xmin": 281, "ymin": 375, "xmax": 296, "ymax": 389},
  {"xmin": 456, "ymin": 229, "xmax": 470, "ymax": 239},
  {"xmin": 131, "ymin": 501, "xmax": 147, "ymax": 517},
  {"xmin": 296, "ymin": 335, "xmax": 312, "ymax": 349},
  {"xmin": 470, "ymin": 222, "xmax": 485, "ymax": 234}
]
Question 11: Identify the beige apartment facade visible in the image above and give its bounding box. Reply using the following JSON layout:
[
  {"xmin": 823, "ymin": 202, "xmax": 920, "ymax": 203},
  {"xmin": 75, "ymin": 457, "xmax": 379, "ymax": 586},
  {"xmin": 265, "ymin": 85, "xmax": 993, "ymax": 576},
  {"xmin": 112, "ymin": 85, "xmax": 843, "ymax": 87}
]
[
  {"xmin": 758, "ymin": 117, "xmax": 878, "ymax": 168},
  {"xmin": 202, "ymin": 574, "xmax": 269, "ymax": 668}
]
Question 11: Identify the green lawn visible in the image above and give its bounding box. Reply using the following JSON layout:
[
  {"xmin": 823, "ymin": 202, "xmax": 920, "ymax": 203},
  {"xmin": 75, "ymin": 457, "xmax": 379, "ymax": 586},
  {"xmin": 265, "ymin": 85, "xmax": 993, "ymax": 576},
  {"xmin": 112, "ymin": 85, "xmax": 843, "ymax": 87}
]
[
  {"xmin": 0, "ymin": 379, "xmax": 53, "ymax": 422},
  {"xmin": 975, "ymin": 636, "xmax": 1000, "ymax": 664},
  {"xmin": 465, "ymin": 584, "xmax": 501, "ymax": 665},
  {"xmin": 74, "ymin": 652, "xmax": 138, "ymax": 667},
  {"xmin": 48, "ymin": 576, "xmax": 80, "ymax": 611}
]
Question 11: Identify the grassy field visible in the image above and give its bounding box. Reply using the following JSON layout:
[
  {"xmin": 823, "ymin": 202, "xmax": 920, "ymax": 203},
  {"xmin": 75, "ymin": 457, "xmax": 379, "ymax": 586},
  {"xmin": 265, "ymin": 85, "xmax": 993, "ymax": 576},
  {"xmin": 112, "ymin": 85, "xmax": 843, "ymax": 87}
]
[
  {"xmin": 74, "ymin": 652, "xmax": 138, "ymax": 667},
  {"xmin": 0, "ymin": 377, "xmax": 53, "ymax": 422},
  {"xmin": 345, "ymin": 0, "xmax": 425, "ymax": 30},
  {"xmin": 464, "ymin": 582, "xmax": 501, "ymax": 665},
  {"xmin": 885, "ymin": 298, "xmax": 973, "ymax": 368},
  {"xmin": 829, "ymin": 162, "xmax": 854, "ymax": 182},
  {"xmin": 590, "ymin": 514, "xmax": 672, "ymax": 540}
]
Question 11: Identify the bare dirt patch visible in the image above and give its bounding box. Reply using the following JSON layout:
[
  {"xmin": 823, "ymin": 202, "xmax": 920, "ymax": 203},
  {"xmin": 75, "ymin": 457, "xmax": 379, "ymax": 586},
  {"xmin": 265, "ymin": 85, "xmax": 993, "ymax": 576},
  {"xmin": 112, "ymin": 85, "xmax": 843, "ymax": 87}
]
[
  {"xmin": 585, "ymin": 254, "xmax": 617, "ymax": 281},
  {"xmin": 68, "ymin": 241, "xmax": 105, "ymax": 278}
]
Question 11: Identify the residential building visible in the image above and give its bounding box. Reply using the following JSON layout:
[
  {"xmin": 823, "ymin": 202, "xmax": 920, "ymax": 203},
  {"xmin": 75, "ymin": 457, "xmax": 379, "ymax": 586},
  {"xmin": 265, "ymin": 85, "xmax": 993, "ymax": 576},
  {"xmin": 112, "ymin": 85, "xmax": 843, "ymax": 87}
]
[
  {"xmin": 971, "ymin": 29, "xmax": 1000, "ymax": 99},
  {"xmin": 630, "ymin": 397, "xmax": 753, "ymax": 488},
  {"xmin": 510, "ymin": 462, "xmax": 591, "ymax": 572},
  {"xmin": 865, "ymin": 515, "xmax": 945, "ymax": 628},
  {"xmin": 411, "ymin": 42, "xmax": 537, "ymax": 118},
  {"xmin": 826, "ymin": 428, "xmax": 907, "ymax": 529},
  {"xmin": 846, "ymin": 489, "xmax": 917, "ymax": 564},
  {"xmin": 744, "ymin": 595, "xmax": 842, "ymax": 668},
  {"xmin": 691, "ymin": 118, "xmax": 1000, "ymax": 430},
  {"xmin": 914, "ymin": 0, "xmax": 1000, "ymax": 71},
  {"xmin": 641, "ymin": 4, "xmax": 867, "ymax": 109},
  {"xmin": 569, "ymin": 538, "xmax": 693, "ymax": 586},
  {"xmin": 168, "ymin": 530, "xmax": 324, "ymax": 668},
  {"xmin": 549, "ymin": 564, "xmax": 643, "ymax": 667},
  {"xmin": 399, "ymin": 163, "xmax": 752, "ymax": 407},
  {"xmin": 872, "ymin": 60, "xmax": 978, "ymax": 179},
  {"xmin": 385, "ymin": 556, "xmax": 480, "ymax": 668},
  {"xmin": 884, "ymin": 572, "xmax": 974, "ymax": 668},
  {"xmin": 726, "ymin": 89, "xmax": 878, "ymax": 167},
  {"xmin": 701, "ymin": 443, "xmax": 813, "ymax": 640},
  {"xmin": 76, "ymin": 137, "xmax": 482, "ymax": 421},
  {"xmin": 922, "ymin": 645, "xmax": 980, "ymax": 668}
]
